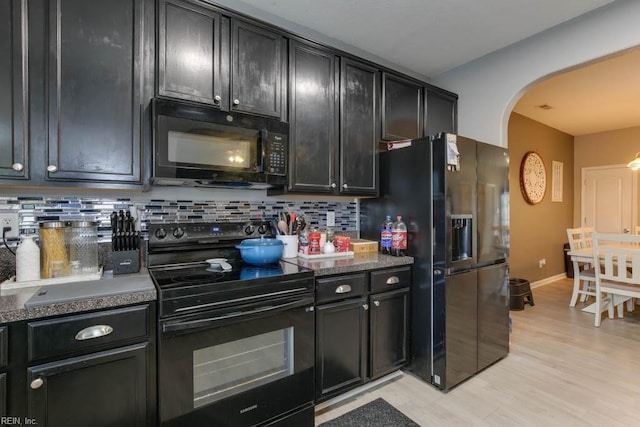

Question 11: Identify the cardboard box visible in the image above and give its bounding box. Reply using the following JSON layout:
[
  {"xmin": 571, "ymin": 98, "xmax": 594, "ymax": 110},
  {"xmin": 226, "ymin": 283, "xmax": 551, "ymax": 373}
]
[{"xmin": 349, "ymin": 239, "xmax": 378, "ymax": 254}]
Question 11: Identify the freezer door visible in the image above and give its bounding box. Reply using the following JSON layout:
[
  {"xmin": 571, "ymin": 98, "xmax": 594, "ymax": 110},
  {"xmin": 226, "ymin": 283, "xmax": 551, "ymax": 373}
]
[
  {"xmin": 440, "ymin": 269, "xmax": 477, "ymax": 390},
  {"xmin": 477, "ymin": 263, "xmax": 509, "ymax": 371},
  {"xmin": 476, "ymin": 142, "xmax": 509, "ymax": 265}
]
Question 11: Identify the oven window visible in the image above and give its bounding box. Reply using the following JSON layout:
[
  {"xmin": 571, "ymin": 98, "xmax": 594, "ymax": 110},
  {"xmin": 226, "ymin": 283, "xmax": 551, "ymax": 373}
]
[
  {"xmin": 168, "ymin": 130, "xmax": 253, "ymax": 169},
  {"xmin": 193, "ymin": 327, "xmax": 294, "ymax": 408}
]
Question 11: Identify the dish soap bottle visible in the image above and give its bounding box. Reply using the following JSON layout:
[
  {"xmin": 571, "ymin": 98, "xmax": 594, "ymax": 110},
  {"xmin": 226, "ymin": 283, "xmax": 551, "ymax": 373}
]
[{"xmin": 16, "ymin": 234, "xmax": 41, "ymax": 282}]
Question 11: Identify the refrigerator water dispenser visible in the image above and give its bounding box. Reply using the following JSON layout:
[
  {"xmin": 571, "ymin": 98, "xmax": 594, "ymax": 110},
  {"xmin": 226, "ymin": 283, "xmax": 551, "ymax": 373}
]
[{"xmin": 451, "ymin": 214, "xmax": 472, "ymax": 261}]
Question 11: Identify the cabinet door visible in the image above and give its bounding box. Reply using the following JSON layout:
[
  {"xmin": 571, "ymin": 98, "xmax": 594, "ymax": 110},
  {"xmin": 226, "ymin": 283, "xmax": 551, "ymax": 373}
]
[
  {"xmin": 369, "ymin": 288, "xmax": 409, "ymax": 379},
  {"xmin": 158, "ymin": 0, "xmax": 227, "ymax": 108},
  {"xmin": 46, "ymin": 0, "xmax": 144, "ymax": 183},
  {"xmin": 425, "ymin": 85, "xmax": 458, "ymax": 137},
  {"xmin": 231, "ymin": 20, "xmax": 284, "ymax": 118},
  {"xmin": 382, "ymin": 72, "xmax": 422, "ymax": 141},
  {"xmin": 339, "ymin": 58, "xmax": 379, "ymax": 196},
  {"xmin": 28, "ymin": 343, "xmax": 148, "ymax": 427},
  {"xmin": 288, "ymin": 41, "xmax": 338, "ymax": 193},
  {"xmin": 0, "ymin": 372, "xmax": 5, "ymax": 416},
  {"xmin": 316, "ymin": 297, "xmax": 367, "ymax": 401},
  {"xmin": 0, "ymin": 0, "xmax": 28, "ymax": 180}
]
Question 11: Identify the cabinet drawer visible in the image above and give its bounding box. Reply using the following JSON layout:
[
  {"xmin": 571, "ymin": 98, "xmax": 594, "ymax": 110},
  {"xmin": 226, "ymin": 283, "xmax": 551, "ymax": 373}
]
[
  {"xmin": 370, "ymin": 267, "xmax": 411, "ymax": 293},
  {"xmin": 316, "ymin": 273, "xmax": 367, "ymax": 304},
  {"xmin": 0, "ymin": 326, "xmax": 7, "ymax": 368},
  {"xmin": 28, "ymin": 304, "xmax": 150, "ymax": 362}
]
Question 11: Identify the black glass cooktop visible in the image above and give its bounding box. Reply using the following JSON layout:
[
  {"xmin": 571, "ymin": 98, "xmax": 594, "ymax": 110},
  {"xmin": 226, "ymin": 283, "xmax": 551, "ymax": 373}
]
[{"xmin": 149, "ymin": 259, "xmax": 308, "ymax": 289}]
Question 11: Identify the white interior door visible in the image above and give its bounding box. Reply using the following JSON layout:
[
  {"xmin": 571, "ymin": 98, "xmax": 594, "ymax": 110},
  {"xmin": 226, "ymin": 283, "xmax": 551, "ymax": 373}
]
[{"xmin": 582, "ymin": 165, "xmax": 637, "ymax": 233}]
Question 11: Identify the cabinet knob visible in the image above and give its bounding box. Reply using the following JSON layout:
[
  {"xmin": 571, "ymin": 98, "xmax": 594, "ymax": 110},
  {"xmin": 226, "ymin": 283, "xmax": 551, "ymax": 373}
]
[
  {"xmin": 374, "ymin": 300, "xmax": 380, "ymax": 307},
  {"xmin": 342, "ymin": 184, "xmax": 348, "ymax": 189},
  {"xmin": 233, "ymin": 99, "xmax": 240, "ymax": 106},
  {"xmin": 47, "ymin": 165, "xmax": 58, "ymax": 173},
  {"xmin": 330, "ymin": 183, "xmax": 336, "ymax": 189},
  {"xmin": 214, "ymin": 95, "xmax": 221, "ymax": 103},
  {"xmin": 30, "ymin": 378, "xmax": 44, "ymax": 390},
  {"xmin": 12, "ymin": 163, "xmax": 24, "ymax": 171},
  {"xmin": 362, "ymin": 304, "xmax": 369, "ymax": 310}
]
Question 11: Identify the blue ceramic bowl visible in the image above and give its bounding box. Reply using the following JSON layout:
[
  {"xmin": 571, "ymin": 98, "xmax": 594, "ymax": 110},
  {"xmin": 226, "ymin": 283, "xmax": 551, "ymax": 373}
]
[{"xmin": 236, "ymin": 238, "xmax": 284, "ymax": 265}]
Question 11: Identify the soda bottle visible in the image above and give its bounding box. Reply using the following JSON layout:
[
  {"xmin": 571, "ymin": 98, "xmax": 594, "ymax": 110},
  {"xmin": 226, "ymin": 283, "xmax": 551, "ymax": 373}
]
[
  {"xmin": 380, "ymin": 215, "xmax": 393, "ymax": 255},
  {"xmin": 391, "ymin": 215, "xmax": 407, "ymax": 257}
]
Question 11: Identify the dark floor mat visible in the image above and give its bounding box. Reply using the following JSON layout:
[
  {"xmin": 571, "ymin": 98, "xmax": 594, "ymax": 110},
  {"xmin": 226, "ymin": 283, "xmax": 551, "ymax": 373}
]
[{"xmin": 318, "ymin": 398, "xmax": 420, "ymax": 427}]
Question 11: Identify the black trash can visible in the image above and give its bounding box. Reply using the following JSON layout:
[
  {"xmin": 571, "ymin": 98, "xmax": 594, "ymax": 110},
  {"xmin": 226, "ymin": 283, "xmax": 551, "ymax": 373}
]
[{"xmin": 564, "ymin": 243, "xmax": 573, "ymax": 278}]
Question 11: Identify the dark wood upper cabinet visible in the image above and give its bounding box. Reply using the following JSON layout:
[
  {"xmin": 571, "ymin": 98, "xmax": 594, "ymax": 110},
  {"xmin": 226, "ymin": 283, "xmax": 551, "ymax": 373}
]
[
  {"xmin": 381, "ymin": 72, "xmax": 423, "ymax": 141},
  {"xmin": 288, "ymin": 41, "xmax": 338, "ymax": 193},
  {"xmin": 339, "ymin": 58, "xmax": 379, "ymax": 196},
  {"xmin": 231, "ymin": 20, "xmax": 286, "ymax": 118},
  {"xmin": 46, "ymin": 0, "xmax": 144, "ymax": 183},
  {"xmin": 0, "ymin": 0, "xmax": 28, "ymax": 180},
  {"xmin": 158, "ymin": 0, "xmax": 228, "ymax": 109},
  {"xmin": 425, "ymin": 85, "xmax": 458, "ymax": 137}
]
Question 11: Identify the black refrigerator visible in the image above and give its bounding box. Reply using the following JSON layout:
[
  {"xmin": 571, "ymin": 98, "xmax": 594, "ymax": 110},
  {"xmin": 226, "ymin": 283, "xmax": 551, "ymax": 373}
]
[{"xmin": 361, "ymin": 133, "xmax": 510, "ymax": 390}]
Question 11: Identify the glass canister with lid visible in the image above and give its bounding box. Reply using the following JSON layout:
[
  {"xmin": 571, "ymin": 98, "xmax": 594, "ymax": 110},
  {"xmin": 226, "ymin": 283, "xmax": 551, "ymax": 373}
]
[
  {"xmin": 39, "ymin": 221, "xmax": 69, "ymax": 279},
  {"xmin": 68, "ymin": 221, "xmax": 99, "ymax": 274}
]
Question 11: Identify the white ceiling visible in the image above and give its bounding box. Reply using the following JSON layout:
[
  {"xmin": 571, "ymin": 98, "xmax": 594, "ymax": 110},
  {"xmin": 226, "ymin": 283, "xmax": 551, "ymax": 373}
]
[
  {"xmin": 233, "ymin": 0, "xmax": 638, "ymax": 136},
  {"xmin": 512, "ymin": 47, "xmax": 640, "ymax": 136}
]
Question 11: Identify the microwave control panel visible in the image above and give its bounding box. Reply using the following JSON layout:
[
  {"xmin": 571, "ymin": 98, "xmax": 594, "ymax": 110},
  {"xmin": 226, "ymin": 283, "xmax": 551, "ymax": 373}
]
[{"xmin": 263, "ymin": 132, "xmax": 287, "ymax": 176}]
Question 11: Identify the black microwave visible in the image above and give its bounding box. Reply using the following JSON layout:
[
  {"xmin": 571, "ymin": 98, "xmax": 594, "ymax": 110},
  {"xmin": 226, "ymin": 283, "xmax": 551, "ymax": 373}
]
[{"xmin": 152, "ymin": 99, "xmax": 288, "ymax": 189}]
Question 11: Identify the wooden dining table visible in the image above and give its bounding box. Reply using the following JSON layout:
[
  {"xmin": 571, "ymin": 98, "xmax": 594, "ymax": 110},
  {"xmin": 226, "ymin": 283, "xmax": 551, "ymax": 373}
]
[{"xmin": 567, "ymin": 242, "xmax": 637, "ymax": 313}]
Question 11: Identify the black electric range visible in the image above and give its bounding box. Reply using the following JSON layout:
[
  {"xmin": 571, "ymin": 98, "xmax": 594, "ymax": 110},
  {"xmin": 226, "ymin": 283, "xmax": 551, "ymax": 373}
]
[
  {"xmin": 146, "ymin": 221, "xmax": 314, "ymax": 318},
  {"xmin": 148, "ymin": 221, "xmax": 316, "ymax": 426}
]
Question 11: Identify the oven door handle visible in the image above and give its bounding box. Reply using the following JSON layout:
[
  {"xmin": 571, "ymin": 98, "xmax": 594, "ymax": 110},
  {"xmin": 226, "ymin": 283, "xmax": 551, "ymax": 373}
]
[{"xmin": 162, "ymin": 296, "xmax": 314, "ymax": 334}]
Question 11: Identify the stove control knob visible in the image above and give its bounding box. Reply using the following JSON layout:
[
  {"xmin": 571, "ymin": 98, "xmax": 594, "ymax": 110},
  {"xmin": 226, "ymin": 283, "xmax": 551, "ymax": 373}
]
[
  {"xmin": 173, "ymin": 227, "xmax": 184, "ymax": 239},
  {"xmin": 258, "ymin": 224, "xmax": 268, "ymax": 235},
  {"xmin": 155, "ymin": 228, "xmax": 167, "ymax": 239},
  {"xmin": 244, "ymin": 224, "xmax": 255, "ymax": 235}
]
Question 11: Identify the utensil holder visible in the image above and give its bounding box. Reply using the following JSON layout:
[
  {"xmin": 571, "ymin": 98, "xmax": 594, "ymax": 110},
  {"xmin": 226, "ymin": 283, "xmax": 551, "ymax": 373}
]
[{"xmin": 112, "ymin": 249, "xmax": 140, "ymax": 275}]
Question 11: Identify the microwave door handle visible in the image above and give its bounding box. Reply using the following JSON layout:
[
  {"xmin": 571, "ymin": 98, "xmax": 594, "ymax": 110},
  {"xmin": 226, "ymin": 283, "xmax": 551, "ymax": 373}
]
[{"xmin": 256, "ymin": 129, "xmax": 267, "ymax": 173}]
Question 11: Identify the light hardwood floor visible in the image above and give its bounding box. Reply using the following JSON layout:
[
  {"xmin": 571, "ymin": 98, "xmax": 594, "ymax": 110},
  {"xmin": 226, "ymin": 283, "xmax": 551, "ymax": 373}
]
[{"xmin": 315, "ymin": 278, "xmax": 640, "ymax": 426}]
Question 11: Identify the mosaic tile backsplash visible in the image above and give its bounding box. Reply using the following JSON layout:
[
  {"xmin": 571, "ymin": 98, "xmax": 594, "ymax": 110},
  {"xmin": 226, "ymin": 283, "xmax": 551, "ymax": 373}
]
[
  {"xmin": 0, "ymin": 195, "xmax": 357, "ymax": 242},
  {"xmin": 0, "ymin": 195, "xmax": 358, "ymax": 280}
]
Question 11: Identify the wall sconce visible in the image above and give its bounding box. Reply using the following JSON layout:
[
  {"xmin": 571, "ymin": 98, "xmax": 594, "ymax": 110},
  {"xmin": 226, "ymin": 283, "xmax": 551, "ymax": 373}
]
[{"xmin": 627, "ymin": 152, "xmax": 640, "ymax": 170}]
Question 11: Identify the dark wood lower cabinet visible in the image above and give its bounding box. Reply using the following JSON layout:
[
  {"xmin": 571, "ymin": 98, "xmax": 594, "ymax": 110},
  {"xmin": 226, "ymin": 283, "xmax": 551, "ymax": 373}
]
[
  {"xmin": 27, "ymin": 343, "xmax": 149, "ymax": 427},
  {"xmin": 369, "ymin": 288, "xmax": 410, "ymax": 379},
  {"xmin": 0, "ymin": 372, "xmax": 6, "ymax": 416},
  {"xmin": 315, "ymin": 297, "xmax": 367, "ymax": 401},
  {"xmin": 315, "ymin": 267, "xmax": 411, "ymax": 402}
]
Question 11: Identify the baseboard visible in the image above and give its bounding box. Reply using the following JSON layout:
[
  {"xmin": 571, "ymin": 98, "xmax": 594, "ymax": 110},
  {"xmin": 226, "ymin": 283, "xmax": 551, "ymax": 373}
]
[
  {"xmin": 314, "ymin": 370, "xmax": 403, "ymax": 414},
  {"xmin": 530, "ymin": 273, "xmax": 567, "ymax": 288}
]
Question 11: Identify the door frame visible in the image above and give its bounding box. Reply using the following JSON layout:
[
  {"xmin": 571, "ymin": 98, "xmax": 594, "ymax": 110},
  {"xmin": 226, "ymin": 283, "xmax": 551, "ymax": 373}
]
[{"xmin": 581, "ymin": 164, "xmax": 637, "ymax": 231}]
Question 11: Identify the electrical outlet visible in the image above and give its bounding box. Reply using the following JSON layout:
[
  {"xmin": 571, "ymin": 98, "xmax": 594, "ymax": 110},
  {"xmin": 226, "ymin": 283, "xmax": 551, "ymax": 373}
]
[
  {"xmin": 0, "ymin": 211, "xmax": 20, "ymax": 239},
  {"xmin": 326, "ymin": 211, "xmax": 336, "ymax": 227},
  {"xmin": 538, "ymin": 258, "xmax": 546, "ymax": 268}
]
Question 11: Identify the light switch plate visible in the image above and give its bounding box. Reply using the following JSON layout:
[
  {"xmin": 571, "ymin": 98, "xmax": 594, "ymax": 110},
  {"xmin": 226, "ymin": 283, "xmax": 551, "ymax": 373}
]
[
  {"xmin": 326, "ymin": 211, "xmax": 335, "ymax": 227},
  {"xmin": 0, "ymin": 211, "xmax": 20, "ymax": 238}
]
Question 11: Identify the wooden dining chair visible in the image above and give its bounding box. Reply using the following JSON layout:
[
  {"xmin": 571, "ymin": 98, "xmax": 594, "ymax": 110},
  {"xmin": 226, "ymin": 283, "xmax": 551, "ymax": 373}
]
[
  {"xmin": 566, "ymin": 227, "xmax": 596, "ymax": 306},
  {"xmin": 592, "ymin": 232, "xmax": 640, "ymax": 327}
]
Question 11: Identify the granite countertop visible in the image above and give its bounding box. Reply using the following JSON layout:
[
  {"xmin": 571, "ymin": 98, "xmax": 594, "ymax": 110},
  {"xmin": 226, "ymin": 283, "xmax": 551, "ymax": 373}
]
[
  {"xmin": 286, "ymin": 253, "xmax": 413, "ymax": 276},
  {"xmin": 0, "ymin": 269, "xmax": 156, "ymax": 323},
  {"xmin": 0, "ymin": 253, "xmax": 412, "ymax": 323}
]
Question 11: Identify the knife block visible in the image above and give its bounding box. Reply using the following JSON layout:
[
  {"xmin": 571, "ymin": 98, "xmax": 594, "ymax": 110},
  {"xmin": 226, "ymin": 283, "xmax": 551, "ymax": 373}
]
[{"xmin": 112, "ymin": 249, "xmax": 140, "ymax": 275}]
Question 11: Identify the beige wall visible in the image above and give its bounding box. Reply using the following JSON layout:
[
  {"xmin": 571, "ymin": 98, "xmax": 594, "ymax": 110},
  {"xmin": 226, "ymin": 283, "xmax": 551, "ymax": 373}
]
[
  {"xmin": 508, "ymin": 113, "xmax": 574, "ymax": 283},
  {"xmin": 573, "ymin": 126, "xmax": 640, "ymax": 227}
]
